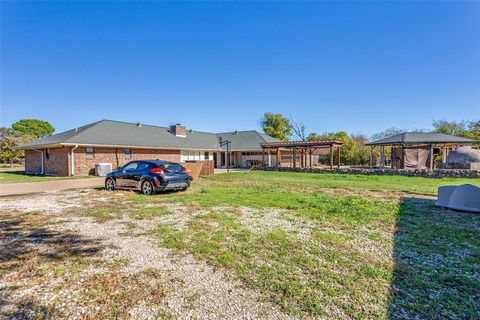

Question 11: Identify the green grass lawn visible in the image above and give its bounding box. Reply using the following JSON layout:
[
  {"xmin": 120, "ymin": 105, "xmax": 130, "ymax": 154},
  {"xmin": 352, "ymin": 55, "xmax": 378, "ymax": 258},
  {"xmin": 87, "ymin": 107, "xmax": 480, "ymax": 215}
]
[
  {"xmin": 0, "ymin": 171, "xmax": 92, "ymax": 184},
  {"xmin": 117, "ymin": 171, "xmax": 479, "ymax": 319}
]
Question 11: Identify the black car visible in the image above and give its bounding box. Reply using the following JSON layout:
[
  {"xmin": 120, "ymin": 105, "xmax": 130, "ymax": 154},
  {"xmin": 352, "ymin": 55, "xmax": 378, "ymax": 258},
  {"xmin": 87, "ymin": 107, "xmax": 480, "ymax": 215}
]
[{"xmin": 105, "ymin": 160, "xmax": 190, "ymax": 195}]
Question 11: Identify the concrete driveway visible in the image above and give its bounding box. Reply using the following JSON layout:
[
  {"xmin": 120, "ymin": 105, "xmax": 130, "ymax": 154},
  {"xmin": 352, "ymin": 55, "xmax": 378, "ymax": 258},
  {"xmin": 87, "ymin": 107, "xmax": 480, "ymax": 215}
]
[{"xmin": 0, "ymin": 177, "xmax": 105, "ymax": 197}]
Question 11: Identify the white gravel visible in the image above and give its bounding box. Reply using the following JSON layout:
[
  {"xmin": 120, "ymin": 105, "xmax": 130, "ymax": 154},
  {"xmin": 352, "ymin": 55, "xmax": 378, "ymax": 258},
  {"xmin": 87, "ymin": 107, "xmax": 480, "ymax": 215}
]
[{"xmin": 57, "ymin": 215, "xmax": 297, "ymax": 320}]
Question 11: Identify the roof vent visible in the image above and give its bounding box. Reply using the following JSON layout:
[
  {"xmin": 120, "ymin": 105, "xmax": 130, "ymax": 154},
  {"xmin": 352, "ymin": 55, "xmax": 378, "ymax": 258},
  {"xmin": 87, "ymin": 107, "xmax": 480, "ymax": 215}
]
[
  {"xmin": 170, "ymin": 124, "xmax": 186, "ymax": 137},
  {"xmin": 136, "ymin": 122, "xmax": 142, "ymax": 128}
]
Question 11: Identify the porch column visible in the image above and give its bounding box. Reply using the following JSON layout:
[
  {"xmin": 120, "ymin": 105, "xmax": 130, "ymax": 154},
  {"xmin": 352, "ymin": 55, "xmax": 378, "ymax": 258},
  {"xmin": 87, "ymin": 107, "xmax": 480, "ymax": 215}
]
[{"xmin": 309, "ymin": 150, "xmax": 313, "ymax": 168}]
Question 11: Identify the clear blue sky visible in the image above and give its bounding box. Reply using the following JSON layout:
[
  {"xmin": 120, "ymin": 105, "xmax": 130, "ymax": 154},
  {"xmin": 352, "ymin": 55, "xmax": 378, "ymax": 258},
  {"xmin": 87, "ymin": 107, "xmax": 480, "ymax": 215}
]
[{"xmin": 1, "ymin": 1, "xmax": 479, "ymax": 137}]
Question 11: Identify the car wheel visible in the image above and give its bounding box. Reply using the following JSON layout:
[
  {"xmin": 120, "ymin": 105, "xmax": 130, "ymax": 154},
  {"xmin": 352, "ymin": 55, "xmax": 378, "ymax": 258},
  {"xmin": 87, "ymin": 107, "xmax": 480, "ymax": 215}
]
[
  {"xmin": 105, "ymin": 178, "xmax": 116, "ymax": 191},
  {"xmin": 141, "ymin": 180, "xmax": 154, "ymax": 195}
]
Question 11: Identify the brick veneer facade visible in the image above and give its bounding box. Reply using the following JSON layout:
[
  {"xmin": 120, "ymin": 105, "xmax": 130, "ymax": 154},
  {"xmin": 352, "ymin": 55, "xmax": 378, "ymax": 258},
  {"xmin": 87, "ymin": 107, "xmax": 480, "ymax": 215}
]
[
  {"xmin": 25, "ymin": 148, "xmax": 69, "ymax": 176},
  {"xmin": 25, "ymin": 147, "xmax": 181, "ymax": 176},
  {"xmin": 73, "ymin": 147, "xmax": 181, "ymax": 175}
]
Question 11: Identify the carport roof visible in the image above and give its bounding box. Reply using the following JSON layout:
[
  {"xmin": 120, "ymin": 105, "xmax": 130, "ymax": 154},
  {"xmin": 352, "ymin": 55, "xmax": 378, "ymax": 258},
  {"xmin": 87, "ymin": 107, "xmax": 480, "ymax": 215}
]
[
  {"xmin": 18, "ymin": 119, "xmax": 280, "ymax": 151},
  {"xmin": 365, "ymin": 132, "xmax": 477, "ymax": 146}
]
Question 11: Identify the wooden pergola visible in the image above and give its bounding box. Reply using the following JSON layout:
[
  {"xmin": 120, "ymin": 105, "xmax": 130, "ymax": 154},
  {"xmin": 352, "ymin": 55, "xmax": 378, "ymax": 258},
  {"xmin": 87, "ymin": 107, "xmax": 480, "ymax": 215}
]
[{"xmin": 260, "ymin": 140, "xmax": 344, "ymax": 170}]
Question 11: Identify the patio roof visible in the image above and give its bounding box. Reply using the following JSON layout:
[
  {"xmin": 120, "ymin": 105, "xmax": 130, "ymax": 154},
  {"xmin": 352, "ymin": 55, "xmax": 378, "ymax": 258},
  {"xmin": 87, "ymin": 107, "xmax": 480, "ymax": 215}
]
[
  {"xmin": 260, "ymin": 140, "xmax": 344, "ymax": 148},
  {"xmin": 366, "ymin": 132, "xmax": 476, "ymax": 146}
]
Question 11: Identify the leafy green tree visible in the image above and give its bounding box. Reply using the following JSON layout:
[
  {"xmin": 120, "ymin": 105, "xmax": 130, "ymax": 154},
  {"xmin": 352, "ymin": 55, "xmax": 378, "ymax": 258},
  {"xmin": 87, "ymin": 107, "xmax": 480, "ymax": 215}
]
[
  {"xmin": 261, "ymin": 113, "xmax": 292, "ymax": 141},
  {"xmin": 432, "ymin": 120, "xmax": 467, "ymax": 136},
  {"xmin": 0, "ymin": 128, "xmax": 33, "ymax": 164},
  {"xmin": 464, "ymin": 121, "xmax": 480, "ymax": 141},
  {"xmin": 11, "ymin": 119, "xmax": 55, "ymax": 139}
]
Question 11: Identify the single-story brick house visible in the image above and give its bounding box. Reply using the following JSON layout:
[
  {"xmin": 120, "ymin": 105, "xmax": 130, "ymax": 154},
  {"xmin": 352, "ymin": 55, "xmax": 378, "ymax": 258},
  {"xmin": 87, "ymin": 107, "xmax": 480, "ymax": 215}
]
[{"xmin": 18, "ymin": 119, "xmax": 281, "ymax": 176}]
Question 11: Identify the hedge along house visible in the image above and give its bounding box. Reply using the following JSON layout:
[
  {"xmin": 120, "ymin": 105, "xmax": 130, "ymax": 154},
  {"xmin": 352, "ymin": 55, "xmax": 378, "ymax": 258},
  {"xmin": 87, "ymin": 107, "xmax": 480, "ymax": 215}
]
[
  {"xmin": 365, "ymin": 132, "xmax": 477, "ymax": 170},
  {"xmin": 17, "ymin": 120, "xmax": 281, "ymax": 176}
]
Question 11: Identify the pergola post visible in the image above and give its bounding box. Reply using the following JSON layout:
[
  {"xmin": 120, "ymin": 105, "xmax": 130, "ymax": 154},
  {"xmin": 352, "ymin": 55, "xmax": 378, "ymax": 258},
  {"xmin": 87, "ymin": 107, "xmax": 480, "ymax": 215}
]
[
  {"xmin": 337, "ymin": 146, "xmax": 340, "ymax": 168},
  {"xmin": 309, "ymin": 150, "xmax": 313, "ymax": 168},
  {"xmin": 293, "ymin": 147, "xmax": 296, "ymax": 168},
  {"xmin": 300, "ymin": 149, "xmax": 304, "ymax": 168},
  {"xmin": 276, "ymin": 147, "xmax": 280, "ymax": 168},
  {"xmin": 330, "ymin": 144, "xmax": 333, "ymax": 171},
  {"xmin": 369, "ymin": 146, "xmax": 373, "ymax": 169}
]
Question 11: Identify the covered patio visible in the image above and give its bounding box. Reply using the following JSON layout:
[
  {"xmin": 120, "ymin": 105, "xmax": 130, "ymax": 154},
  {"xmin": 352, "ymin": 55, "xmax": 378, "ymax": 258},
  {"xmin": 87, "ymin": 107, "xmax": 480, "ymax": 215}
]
[
  {"xmin": 366, "ymin": 132, "xmax": 477, "ymax": 170},
  {"xmin": 260, "ymin": 140, "xmax": 344, "ymax": 170}
]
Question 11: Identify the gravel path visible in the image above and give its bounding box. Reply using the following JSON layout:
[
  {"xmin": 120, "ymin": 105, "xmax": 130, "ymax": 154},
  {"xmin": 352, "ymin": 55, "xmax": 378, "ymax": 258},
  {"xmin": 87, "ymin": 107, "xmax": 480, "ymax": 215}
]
[{"xmin": 57, "ymin": 216, "xmax": 297, "ymax": 320}]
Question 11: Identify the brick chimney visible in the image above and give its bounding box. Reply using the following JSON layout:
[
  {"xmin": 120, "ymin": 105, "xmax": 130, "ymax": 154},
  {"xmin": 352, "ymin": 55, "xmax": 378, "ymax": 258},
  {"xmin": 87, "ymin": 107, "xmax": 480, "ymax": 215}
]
[{"xmin": 170, "ymin": 124, "xmax": 186, "ymax": 137}]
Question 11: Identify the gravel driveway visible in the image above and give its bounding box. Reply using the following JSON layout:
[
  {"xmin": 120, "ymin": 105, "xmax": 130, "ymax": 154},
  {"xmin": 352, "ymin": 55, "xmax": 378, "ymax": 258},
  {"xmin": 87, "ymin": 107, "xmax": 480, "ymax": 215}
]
[
  {"xmin": 0, "ymin": 177, "xmax": 104, "ymax": 196},
  {"xmin": 0, "ymin": 189, "xmax": 297, "ymax": 319}
]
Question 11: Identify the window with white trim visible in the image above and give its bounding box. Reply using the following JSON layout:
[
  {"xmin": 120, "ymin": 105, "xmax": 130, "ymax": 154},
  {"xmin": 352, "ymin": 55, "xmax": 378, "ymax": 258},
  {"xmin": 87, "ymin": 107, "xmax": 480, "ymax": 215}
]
[{"xmin": 86, "ymin": 147, "xmax": 95, "ymax": 159}]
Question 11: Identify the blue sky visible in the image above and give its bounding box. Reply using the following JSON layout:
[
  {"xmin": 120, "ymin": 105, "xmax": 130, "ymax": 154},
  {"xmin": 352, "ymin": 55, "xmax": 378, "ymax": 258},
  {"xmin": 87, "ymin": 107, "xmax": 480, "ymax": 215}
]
[{"xmin": 1, "ymin": 1, "xmax": 479, "ymax": 137}]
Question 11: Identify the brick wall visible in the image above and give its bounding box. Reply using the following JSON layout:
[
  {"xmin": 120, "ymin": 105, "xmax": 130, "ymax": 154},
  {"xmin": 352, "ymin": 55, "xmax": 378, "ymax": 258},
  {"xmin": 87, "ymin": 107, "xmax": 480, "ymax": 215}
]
[
  {"xmin": 25, "ymin": 150, "xmax": 42, "ymax": 174},
  {"xmin": 45, "ymin": 148, "xmax": 69, "ymax": 176},
  {"xmin": 73, "ymin": 147, "xmax": 181, "ymax": 176},
  {"xmin": 24, "ymin": 148, "xmax": 69, "ymax": 176}
]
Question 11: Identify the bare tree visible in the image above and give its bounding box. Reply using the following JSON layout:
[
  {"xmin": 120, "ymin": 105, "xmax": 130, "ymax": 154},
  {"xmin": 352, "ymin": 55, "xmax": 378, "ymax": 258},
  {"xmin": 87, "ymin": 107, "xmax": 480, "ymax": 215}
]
[{"xmin": 290, "ymin": 116, "xmax": 308, "ymax": 141}]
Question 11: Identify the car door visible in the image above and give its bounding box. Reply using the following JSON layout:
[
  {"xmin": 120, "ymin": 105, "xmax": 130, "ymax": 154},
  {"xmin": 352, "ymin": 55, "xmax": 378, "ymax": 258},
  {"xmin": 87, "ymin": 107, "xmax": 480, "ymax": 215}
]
[
  {"xmin": 131, "ymin": 161, "xmax": 149, "ymax": 189},
  {"xmin": 116, "ymin": 161, "xmax": 138, "ymax": 188}
]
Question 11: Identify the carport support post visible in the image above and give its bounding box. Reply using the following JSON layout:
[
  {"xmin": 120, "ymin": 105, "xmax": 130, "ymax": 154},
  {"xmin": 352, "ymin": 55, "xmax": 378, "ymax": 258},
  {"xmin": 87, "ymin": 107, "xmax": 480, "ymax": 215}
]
[
  {"xmin": 391, "ymin": 145, "xmax": 394, "ymax": 169},
  {"xmin": 429, "ymin": 144, "xmax": 434, "ymax": 170}
]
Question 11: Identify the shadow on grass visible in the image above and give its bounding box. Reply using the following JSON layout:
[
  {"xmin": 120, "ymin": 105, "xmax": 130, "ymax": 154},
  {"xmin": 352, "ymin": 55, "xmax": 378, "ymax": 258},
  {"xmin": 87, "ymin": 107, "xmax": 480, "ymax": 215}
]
[{"xmin": 389, "ymin": 197, "xmax": 480, "ymax": 319}]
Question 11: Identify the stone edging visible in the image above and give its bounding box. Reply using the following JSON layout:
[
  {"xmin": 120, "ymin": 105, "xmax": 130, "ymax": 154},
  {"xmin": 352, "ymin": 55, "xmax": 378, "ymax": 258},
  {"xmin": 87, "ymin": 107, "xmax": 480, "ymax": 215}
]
[{"xmin": 254, "ymin": 166, "xmax": 480, "ymax": 179}]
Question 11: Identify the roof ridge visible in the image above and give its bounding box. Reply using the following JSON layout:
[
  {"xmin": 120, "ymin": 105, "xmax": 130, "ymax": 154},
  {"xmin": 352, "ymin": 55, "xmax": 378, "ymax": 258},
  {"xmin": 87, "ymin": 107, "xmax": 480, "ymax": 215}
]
[
  {"xmin": 252, "ymin": 130, "xmax": 270, "ymax": 142},
  {"xmin": 99, "ymin": 119, "xmax": 216, "ymax": 135},
  {"xmin": 61, "ymin": 119, "xmax": 107, "ymax": 143}
]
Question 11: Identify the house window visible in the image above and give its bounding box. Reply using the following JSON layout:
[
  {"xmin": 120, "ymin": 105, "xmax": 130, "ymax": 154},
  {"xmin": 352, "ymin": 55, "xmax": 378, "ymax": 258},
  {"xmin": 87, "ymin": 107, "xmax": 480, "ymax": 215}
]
[
  {"xmin": 86, "ymin": 147, "xmax": 95, "ymax": 159},
  {"xmin": 204, "ymin": 152, "xmax": 209, "ymax": 160},
  {"xmin": 46, "ymin": 148, "xmax": 50, "ymax": 159},
  {"xmin": 124, "ymin": 148, "xmax": 131, "ymax": 159}
]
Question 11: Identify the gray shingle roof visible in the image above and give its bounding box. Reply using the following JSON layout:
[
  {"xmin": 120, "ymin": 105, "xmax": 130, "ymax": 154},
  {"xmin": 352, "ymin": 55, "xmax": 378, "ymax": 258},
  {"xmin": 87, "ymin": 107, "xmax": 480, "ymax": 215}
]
[
  {"xmin": 217, "ymin": 130, "xmax": 280, "ymax": 150},
  {"xmin": 366, "ymin": 132, "xmax": 477, "ymax": 146},
  {"xmin": 18, "ymin": 120, "xmax": 280, "ymax": 151}
]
